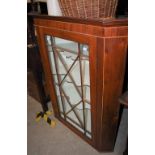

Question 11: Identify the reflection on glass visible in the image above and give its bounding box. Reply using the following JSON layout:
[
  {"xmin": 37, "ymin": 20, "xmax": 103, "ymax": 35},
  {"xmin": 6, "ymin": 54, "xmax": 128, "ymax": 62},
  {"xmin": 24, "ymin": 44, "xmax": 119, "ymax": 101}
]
[
  {"xmin": 45, "ymin": 35, "xmax": 92, "ymax": 139},
  {"xmin": 80, "ymin": 44, "xmax": 89, "ymax": 56}
]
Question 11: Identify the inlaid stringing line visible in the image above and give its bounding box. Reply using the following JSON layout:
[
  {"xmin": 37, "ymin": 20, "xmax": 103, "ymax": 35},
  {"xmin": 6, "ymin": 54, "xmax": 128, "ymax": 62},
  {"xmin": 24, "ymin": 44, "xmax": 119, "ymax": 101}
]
[{"xmin": 100, "ymin": 38, "xmax": 105, "ymax": 143}]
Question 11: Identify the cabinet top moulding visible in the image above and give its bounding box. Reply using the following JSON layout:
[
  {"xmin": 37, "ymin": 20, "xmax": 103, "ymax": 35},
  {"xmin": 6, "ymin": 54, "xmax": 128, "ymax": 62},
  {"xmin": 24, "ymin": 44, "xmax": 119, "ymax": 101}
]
[{"xmin": 30, "ymin": 14, "xmax": 128, "ymax": 38}]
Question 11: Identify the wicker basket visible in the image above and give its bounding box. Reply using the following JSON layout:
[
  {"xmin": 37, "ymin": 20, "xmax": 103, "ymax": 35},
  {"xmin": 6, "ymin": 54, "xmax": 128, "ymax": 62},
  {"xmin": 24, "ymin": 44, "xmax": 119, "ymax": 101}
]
[{"xmin": 58, "ymin": 0, "xmax": 118, "ymax": 19}]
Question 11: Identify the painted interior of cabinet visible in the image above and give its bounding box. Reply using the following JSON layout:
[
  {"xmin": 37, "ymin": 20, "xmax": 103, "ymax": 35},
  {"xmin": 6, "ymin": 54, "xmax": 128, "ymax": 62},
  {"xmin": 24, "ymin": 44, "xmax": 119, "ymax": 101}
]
[{"xmin": 45, "ymin": 35, "xmax": 92, "ymax": 139}]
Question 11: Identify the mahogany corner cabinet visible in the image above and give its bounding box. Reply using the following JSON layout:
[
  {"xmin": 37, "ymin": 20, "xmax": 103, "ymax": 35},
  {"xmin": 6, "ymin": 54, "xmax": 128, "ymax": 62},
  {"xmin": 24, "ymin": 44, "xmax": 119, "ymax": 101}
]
[{"xmin": 33, "ymin": 15, "xmax": 128, "ymax": 152}]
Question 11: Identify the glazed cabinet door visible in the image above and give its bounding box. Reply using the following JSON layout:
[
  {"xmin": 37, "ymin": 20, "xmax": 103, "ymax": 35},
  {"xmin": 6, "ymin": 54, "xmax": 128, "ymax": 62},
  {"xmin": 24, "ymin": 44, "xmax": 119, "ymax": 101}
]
[{"xmin": 36, "ymin": 27, "xmax": 97, "ymax": 145}]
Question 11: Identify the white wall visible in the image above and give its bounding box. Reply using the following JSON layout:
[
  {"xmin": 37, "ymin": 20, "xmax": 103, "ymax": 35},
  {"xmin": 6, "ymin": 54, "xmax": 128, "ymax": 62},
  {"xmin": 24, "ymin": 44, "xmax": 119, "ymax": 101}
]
[{"xmin": 47, "ymin": 0, "xmax": 62, "ymax": 16}]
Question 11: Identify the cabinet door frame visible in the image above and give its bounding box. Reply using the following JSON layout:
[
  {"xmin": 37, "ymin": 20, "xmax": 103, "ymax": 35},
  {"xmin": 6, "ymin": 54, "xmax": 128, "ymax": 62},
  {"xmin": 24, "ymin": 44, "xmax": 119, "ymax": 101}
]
[{"xmin": 36, "ymin": 26, "xmax": 98, "ymax": 146}]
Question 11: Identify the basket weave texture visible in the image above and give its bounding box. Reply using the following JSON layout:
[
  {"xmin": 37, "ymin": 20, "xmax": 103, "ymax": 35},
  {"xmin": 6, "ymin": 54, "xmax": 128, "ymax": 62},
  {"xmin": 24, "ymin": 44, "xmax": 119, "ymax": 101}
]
[{"xmin": 58, "ymin": 0, "xmax": 118, "ymax": 19}]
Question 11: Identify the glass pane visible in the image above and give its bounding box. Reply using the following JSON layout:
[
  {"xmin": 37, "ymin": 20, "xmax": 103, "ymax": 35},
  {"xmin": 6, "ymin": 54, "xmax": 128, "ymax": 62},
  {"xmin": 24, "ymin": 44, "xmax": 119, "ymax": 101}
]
[
  {"xmin": 86, "ymin": 132, "xmax": 92, "ymax": 139},
  {"xmin": 45, "ymin": 35, "xmax": 92, "ymax": 139},
  {"xmin": 67, "ymin": 110, "xmax": 81, "ymax": 127},
  {"xmin": 69, "ymin": 59, "xmax": 81, "ymax": 87},
  {"xmin": 74, "ymin": 103, "xmax": 84, "ymax": 125},
  {"xmin": 45, "ymin": 35, "xmax": 64, "ymax": 118},
  {"xmin": 66, "ymin": 118, "xmax": 84, "ymax": 133},
  {"xmin": 62, "ymin": 95, "xmax": 84, "ymax": 129},
  {"xmin": 57, "ymin": 95, "xmax": 63, "ymax": 113},
  {"xmin": 85, "ymin": 102, "xmax": 91, "ymax": 133},
  {"xmin": 80, "ymin": 44, "xmax": 89, "ymax": 56},
  {"xmin": 60, "ymin": 113, "xmax": 65, "ymax": 118},
  {"xmin": 81, "ymin": 59, "xmax": 90, "ymax": 103},
  {"xmin": 62, "ymin": 77, "xmax": 81, "ymax": 105},
  {"xmin": 54, "ymin": 37, "xmax": 79, "ymax": 54},
  {"xmin": 55, "ymin": 50, "xmax": 79, "ymax": 84}
]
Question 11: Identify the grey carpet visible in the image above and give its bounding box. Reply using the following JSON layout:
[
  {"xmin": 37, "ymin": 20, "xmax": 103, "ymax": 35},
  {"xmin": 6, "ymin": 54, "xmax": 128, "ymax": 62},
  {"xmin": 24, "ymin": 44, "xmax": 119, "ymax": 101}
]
[{"xmin": 27, "ymin": 95, "xmax": 128, "ymax": 155}]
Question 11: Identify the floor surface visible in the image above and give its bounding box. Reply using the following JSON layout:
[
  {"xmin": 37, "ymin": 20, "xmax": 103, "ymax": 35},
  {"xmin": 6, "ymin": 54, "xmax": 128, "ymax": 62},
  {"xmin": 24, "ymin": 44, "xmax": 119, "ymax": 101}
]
[{"xmin": 27, "ymin": 95, "xmax": 128, "ymax": 155}]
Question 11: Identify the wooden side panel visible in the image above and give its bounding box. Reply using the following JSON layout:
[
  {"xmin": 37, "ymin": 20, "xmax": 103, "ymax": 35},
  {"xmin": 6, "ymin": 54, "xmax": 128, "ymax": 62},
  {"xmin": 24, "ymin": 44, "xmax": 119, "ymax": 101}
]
[
  {"xmin": 89, "ymin": 37, "xmax": 98, "ymax": 146},
  {"xmin": 104, "ymin": 27, "xmax": 128, "ymax": 37},
  {"xmin": 101, "ymin": 37, "xmax": 128, "ymax": 151},
  {"xmin": 95, "ymin": 38, "xmax": 105, "ymax": 150}
]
